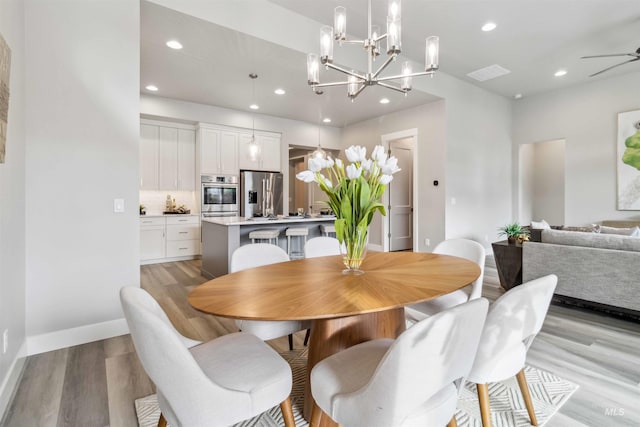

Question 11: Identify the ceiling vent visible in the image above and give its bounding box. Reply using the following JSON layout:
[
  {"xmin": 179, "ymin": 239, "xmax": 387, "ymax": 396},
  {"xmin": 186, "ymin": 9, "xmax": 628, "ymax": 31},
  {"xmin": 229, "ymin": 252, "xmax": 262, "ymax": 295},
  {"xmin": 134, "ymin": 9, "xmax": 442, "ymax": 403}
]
[{"xmin": 467, "ymin": 64, "xmax": 511, "ymax": 82}]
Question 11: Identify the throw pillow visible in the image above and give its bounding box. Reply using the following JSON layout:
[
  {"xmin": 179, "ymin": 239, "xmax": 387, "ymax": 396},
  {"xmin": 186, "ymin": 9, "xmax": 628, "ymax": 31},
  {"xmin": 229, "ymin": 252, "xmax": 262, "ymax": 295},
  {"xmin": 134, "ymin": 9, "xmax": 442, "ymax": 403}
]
[
  {"xmin": 531, "ymin": 219, "xmax": 551, "ymax": 229},
  {"xmin": 598, "ymin": 225, "xmax": 640, "ymax": 236}
]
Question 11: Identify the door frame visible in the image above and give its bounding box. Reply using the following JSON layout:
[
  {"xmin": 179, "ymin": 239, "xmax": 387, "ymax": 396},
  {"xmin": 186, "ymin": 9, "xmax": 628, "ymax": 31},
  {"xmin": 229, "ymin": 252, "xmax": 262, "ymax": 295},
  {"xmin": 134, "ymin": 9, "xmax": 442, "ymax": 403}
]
[{"xmin": 380, "ymin": 128, "xmax": 418, "ymax": 252}]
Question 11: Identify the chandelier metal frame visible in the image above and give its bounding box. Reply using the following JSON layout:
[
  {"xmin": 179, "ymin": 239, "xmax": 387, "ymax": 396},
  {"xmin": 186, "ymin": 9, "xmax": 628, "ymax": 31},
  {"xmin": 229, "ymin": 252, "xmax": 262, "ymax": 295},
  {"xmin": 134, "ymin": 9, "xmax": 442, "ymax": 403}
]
[{"xmin": 306, "ymin": 0, "xmax": 439, "ymax": 100}]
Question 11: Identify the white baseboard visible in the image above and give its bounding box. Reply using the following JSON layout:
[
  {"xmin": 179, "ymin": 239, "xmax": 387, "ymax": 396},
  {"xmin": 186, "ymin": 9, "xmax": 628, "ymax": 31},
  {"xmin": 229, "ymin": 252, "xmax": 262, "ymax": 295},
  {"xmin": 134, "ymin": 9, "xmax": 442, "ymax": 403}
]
[
  {"xmin": 26, "ymin": 318, "xmax": 129, "ymax": 356},
  {"xmin": 0, "ymin": 341, "xmax": 27, "ymax": 421}
]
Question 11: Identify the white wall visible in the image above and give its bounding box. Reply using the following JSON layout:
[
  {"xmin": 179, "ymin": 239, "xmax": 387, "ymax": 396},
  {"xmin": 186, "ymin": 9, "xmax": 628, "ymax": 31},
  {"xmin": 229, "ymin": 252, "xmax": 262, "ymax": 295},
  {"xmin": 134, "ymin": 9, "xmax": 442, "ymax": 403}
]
[
  {"xmin": 513, "ymin": 71, "xmax": 640, "ymax": 225},
  {"xmin": 532, "ymin": 140, "xmax": 565, "ymax": 225},
  {"xmin": 0, "ymin": 0, "xmax": 27, "ymax": 415},
  {"xmin": 23, "ymin": 0, "xmax": 140, "ymax": 351},
  {"xmin": 342, "ymin": 101, "xmax": 446, "ymax": 252}
]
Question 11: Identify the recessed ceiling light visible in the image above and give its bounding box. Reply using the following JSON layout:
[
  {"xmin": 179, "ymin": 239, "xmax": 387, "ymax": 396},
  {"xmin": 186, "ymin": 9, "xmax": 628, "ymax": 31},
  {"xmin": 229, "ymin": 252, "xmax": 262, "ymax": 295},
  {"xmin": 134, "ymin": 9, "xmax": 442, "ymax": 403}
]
[
  {"xmin": 274, "ymin": 88, "xmax": 286, "ymax": 95},
  {"xmin": 481, "ymin": 22, "xmax": 497, "ymax": 32},
  {"xmin": 166, "ymin": 40, "xmax": 183, "ymax": 50},
  {"xmin": 145, "ymin": 85, "xmax": 158, "ymax": 91},
  {"xmin": 249, "ymin": 104, "xmax": 259, "ymax": 110},
  {"xmin": 514, "ymin": 93, "xmax": 523, "ymax": 99},
  {"xmin": 379, "ymin": 98, "xmax": 390, "ymax": 104},
  {"xmin": 554, "ymin": 69, "xmax": 567, "ymax": 77},
  {"xmin": 323, "ymin": 118, "xmax": 331, "ymax": 123}
]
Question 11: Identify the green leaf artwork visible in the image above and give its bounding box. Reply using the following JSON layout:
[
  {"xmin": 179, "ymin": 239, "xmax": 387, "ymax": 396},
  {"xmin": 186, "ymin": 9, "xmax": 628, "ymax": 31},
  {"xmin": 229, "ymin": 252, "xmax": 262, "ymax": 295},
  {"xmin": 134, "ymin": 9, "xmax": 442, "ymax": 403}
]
[{"xmin": 622, "ymin": 129, "xmax": 640, "ymax": 171}]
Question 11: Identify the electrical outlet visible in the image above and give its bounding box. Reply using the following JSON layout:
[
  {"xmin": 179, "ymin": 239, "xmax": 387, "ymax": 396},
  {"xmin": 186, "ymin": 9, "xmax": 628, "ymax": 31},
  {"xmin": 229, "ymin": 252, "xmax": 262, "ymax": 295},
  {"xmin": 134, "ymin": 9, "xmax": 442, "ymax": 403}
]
[
  {"xmin": 2, "ymin": 329, "xmax": 8, "ymax": 354},
  {"xmin": 424, "ymin": 238, "xmax": 430, "ymax": 246}
]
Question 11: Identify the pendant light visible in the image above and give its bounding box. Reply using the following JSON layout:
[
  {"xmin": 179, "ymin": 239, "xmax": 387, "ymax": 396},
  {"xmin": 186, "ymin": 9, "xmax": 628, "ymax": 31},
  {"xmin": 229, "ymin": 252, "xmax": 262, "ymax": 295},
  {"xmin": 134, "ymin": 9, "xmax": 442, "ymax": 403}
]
[
  {"xmin": 248, "ymin": 73, "xmax": 261, "ymax": 162},
  {"xmin": 312, "ymin": 104, "xmax": 327, "ymax": 160}
]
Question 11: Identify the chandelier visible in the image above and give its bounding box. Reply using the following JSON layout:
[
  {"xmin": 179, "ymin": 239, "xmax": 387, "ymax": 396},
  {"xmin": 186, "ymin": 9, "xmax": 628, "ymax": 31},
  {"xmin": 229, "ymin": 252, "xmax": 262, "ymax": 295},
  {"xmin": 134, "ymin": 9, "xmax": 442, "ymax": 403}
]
[{"xmin": 306, "ymin": 0, "xmax": 439, "ymax": 101}]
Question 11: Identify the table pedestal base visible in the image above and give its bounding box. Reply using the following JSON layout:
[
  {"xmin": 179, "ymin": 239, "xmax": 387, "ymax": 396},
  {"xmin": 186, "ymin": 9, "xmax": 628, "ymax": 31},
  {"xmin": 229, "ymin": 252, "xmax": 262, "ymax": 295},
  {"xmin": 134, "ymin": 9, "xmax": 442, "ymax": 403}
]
[{"xmin": 303, "ymin": 308, "xmax": 406, "ymax": 426}]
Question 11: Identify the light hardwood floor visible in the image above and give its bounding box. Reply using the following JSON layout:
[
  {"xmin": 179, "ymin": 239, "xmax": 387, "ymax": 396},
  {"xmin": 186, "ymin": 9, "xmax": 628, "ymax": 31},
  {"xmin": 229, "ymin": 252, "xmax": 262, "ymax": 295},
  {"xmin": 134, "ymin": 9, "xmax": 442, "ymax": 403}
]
[{"xmin": 1, "ymin": 258, "xmax": 639, "ymax": 426}]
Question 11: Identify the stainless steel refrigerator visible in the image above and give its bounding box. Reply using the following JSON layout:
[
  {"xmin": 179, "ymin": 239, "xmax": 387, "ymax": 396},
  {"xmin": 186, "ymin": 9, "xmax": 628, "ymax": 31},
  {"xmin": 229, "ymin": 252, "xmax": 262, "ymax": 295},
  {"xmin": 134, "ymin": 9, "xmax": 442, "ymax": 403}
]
[{"xmin": 240, "ymin": 171, "xmax": 284, "ymax": 218}]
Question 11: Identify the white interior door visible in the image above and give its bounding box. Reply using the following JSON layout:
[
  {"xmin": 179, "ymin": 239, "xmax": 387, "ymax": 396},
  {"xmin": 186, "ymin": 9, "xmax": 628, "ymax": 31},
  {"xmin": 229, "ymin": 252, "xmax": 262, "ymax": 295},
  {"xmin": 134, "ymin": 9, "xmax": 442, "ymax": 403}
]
[{"xmin": 389, "ymin": 138, "xmax": 413, "ymax": 251}]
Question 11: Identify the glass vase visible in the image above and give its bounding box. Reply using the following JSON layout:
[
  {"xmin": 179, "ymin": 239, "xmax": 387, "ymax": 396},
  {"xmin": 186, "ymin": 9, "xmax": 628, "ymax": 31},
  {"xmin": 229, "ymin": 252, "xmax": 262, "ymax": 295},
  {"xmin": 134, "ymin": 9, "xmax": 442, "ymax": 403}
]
[{"xmin": 340, "ymin": 227, "xmax": 369, "ymax": 275}]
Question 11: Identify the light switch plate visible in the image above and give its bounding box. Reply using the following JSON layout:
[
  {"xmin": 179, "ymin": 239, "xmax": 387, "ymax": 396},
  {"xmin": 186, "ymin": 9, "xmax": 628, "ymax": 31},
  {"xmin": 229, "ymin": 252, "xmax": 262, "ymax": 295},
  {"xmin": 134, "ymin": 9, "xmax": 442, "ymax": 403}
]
[{"xmin": 114, "ymin": 198, "xmax": 125, "ymax": 213}]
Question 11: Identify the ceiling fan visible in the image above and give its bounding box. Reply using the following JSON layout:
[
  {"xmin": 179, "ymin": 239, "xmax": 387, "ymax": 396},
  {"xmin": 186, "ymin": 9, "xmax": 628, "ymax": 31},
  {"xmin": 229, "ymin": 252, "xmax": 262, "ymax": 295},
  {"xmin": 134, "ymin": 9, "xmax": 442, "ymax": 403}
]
[{"xmin": 581, "ymin": 46, "xmax": 640, "ymax": 77}]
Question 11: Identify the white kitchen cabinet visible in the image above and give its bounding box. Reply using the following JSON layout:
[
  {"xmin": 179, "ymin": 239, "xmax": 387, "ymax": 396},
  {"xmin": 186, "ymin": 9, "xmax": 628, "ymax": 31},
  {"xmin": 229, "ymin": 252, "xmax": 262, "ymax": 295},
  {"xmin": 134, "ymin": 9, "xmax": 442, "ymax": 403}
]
[
  {"xmin": 140, "ymin": 217, "xmax": 165, "ymax": 261},
  {"xmin": 238, "ymin": 131, "xmax": 282, "ymax": 172},
  {"xmin": 197, "ymin": 125, "xmax": 238, "ymax": 176},
  {"xmin": 140, "ymin": 124, "xmax": 159, "ymax": 190},
  {"xmin": 141, "ymin": 120, "xmax": 196, "ymax": 191},
  {"xmin": 166, "ymin": 215, "xmax": 200, "ymax": 257},
  {"xmin": 140, "ymin": 215, "xmax": 201, "ymax": 264},
  {"xmin": 177, "ymin": 129, "xmax": 196, "ymax": 190}
]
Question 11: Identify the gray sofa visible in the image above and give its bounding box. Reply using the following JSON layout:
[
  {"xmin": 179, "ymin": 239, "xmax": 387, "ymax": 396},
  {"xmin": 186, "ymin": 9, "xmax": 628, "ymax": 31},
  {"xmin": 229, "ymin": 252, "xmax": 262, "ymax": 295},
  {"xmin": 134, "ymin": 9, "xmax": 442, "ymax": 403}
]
[{"xmin": 522, "ymin": 229, "xmax": 640, "ymax": 318}]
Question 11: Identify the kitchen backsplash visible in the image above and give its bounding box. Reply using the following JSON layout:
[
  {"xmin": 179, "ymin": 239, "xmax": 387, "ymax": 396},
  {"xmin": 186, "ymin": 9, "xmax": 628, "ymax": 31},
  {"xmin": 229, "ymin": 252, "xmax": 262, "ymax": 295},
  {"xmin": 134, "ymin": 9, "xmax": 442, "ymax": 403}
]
[{"xmin": 139, "ymin": 191, "xmax": 198, "ymax": 215}]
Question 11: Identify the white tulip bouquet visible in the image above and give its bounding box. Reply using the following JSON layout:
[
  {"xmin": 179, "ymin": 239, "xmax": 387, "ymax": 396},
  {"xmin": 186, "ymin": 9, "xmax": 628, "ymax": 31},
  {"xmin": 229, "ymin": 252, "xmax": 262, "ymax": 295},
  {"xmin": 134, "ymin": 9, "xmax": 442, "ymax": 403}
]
[{"xmin": 296, "ymin": 145, "xmax": 401, "ymax": 272}]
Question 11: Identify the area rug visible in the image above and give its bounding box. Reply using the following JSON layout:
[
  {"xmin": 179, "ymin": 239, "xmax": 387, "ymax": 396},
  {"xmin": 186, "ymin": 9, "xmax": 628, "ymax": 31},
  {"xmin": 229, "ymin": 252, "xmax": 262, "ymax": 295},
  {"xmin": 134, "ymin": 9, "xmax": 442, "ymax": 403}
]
[{"xmin": 135, "ymin": 348, "xmax": 578, "ymax": 427}]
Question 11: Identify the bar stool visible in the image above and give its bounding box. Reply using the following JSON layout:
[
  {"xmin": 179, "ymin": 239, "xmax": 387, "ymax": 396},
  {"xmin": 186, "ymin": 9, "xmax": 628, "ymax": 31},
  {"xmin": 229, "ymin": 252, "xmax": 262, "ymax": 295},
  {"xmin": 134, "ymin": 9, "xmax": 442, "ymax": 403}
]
[
  {"xmin": 320, "ymin": 224, "xmax": 336, "ymax": 237},
  {"xmin": 249, "ymin": 229, "xmax": 281, "ymax": 245},
  {"xmin": 286, "ymin": 227, "xmax": 308, "ymax": 259}
]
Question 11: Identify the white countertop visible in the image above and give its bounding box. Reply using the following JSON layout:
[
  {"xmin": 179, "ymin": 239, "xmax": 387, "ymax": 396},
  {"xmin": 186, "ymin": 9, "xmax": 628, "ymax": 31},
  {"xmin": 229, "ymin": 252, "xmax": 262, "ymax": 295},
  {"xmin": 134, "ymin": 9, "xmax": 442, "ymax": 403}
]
[
  {"xmin": 202, "ymin": 215, "xmax": 336, "ymax": 226},
  {"xmin": 140, "ymin": 213, "xmax": 200, "ymax": 218}
]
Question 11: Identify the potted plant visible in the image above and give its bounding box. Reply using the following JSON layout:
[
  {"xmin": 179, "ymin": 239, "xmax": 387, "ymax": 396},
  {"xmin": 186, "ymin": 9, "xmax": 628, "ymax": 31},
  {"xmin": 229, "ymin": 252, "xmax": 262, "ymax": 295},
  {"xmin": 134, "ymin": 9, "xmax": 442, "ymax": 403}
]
[
  {"xmin": 139, "ymin": 204, "xmax": 146, "ymax": 215},
  {"xmin": 498, "ymin": 222, "xmax": 529, "ymax": 244}
]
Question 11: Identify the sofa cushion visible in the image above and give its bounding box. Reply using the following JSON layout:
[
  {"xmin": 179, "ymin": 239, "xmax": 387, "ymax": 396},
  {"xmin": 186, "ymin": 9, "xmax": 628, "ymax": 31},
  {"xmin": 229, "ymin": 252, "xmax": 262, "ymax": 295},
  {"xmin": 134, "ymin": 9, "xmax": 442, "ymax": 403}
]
[{"xmin": 541, "ymin": 229, "xmax": 640, "ymax": 252}]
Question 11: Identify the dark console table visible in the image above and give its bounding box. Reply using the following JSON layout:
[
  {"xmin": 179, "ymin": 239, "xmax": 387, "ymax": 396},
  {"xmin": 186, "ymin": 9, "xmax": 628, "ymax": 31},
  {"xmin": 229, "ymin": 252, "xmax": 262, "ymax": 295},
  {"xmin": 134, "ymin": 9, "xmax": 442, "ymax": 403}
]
[{"xmin": 492, "ymin": 240, "xmax": 523, "ymax": 291}]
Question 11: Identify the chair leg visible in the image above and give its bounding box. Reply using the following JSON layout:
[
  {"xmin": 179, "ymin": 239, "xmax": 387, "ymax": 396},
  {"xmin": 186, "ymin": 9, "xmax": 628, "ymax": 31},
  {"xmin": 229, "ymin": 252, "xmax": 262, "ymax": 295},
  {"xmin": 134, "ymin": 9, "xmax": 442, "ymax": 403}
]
[
  {"xmin": 516, "ymin": 369, "xmax": 539, "ymax": 426},
  {"xmin": 157, "ymin": 413, "xmax": 167, "ymax": 427},
  {"xmin": 310, "ymin": 400, "xmax": 323, "ymax": 427},
  {"xmin": 288, "ymin": 333, "xmax": 294, "ymax": 351},
  {"xmin": 280, "ymin": 397, "xmax": 296, "ymax": 427},
  {"xmin": 304, "ymin": 328, "xmax": 311, "ymax": 346},
  {"xmin": 447, "ymin": 414, "xmax": 458, "ymax": 427},
  {"xmin": 477, "ymin": 383, "xmax": 492, "ymax": 427}
]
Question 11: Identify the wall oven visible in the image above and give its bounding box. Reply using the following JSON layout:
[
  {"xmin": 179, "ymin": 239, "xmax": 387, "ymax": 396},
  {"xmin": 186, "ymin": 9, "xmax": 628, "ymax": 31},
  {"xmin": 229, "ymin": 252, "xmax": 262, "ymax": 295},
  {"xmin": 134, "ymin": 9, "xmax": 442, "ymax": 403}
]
[{"xmin": 201, "ymin": 175, "xmax": 239, "ymax": 217}]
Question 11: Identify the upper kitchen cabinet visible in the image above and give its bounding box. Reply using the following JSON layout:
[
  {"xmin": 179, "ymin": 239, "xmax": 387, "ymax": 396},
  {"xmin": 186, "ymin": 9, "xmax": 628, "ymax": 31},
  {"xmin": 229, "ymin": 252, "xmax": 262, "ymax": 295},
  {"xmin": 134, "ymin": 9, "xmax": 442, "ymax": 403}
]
[
  {"xmin": 140, "ymin": 124, "xmax": 159, "ymax": 190},
  {"xmin": 197, "ymin": 124, "xmax": 239, "ymax": 176},
  {"xmin": 140, "ymin": 120, "xmax": 196, "ymax": 191},
  {"xmin": 238, "ymin": 131, "xmax": 282, "ymax": 172}
]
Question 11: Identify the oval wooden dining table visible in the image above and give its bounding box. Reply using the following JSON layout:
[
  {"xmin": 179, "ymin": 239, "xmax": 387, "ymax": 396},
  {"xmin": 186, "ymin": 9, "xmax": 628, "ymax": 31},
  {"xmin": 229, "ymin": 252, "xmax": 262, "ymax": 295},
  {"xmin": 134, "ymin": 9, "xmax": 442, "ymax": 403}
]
[{"xmin": 189, "ymin": 251, "xmax": 480, "ymax": 427}]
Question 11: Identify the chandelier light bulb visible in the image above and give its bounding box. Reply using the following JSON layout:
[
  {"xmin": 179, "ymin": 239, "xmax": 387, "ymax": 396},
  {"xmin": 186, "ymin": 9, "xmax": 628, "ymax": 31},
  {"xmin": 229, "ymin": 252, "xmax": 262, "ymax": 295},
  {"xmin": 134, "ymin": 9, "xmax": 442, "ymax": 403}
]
[
  {"xmin": 307, "ymin": 53, "xmax": 320, "ymax": 85},
  {"xmin": 347, "ymin": 74, "xmax": 359, "ymax": 98},
  {"xmin": 387, "ymin": 17, "xmax": 401, "ymax": 54},
  {"xmin": 401, "ymin": 61, "xmax": 413, "ymax": 91},
  {"xmin": 334, "ymin": 7, "xmax": 346, "ymax": 41},
  {"xmin": 320, "ymin": 26, "xmax": 334, "ymax": 63},
  {"xmin": 425, "ymin": 36, "xmax": 439, "ymax": 71}
]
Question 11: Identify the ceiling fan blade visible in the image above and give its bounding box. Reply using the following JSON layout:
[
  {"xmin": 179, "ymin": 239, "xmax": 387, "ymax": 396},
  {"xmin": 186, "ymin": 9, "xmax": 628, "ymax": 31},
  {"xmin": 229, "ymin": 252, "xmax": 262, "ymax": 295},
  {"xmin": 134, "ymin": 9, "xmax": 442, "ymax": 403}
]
[
  {"xmin": 589, "ymin": 57, "xmax": 640, "ymax": 77},
  {"xmin": 581, "ymin": 53, "xmax": 636, "ymax": 59}
]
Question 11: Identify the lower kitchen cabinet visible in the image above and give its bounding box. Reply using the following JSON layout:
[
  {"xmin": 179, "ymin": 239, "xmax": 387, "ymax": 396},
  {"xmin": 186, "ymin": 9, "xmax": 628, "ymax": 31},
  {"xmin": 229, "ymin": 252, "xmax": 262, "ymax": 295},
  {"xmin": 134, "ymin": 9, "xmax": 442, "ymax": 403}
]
[{"xmin": 140, "ymin": 215, "xmax": 201, "ymax": 264}]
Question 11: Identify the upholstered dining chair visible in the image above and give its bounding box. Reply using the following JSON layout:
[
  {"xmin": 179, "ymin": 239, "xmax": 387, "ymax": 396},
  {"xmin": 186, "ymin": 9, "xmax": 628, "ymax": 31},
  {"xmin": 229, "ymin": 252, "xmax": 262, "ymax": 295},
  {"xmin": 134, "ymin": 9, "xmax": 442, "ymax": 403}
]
[
  {"xmin": 405, "ymin": 238, "xmax": 485, "ymax": 324},
  {"xmin": 120, "ymin": 287, "xmax": 296, "ymax": 427},
  {"xmin": 304, "ymin": 236, "xmax": 342, "ymax": 258},
  {"xmin": 231, "ymin": 243, "xmax": 311, "ymax": 350},
  {"xmin": 310, "ymin": 298, "xmax": 490, "ymax": 427},
  {"xmin": 467, "ymin": 274, "xmax": 557, "ymax": 427}
]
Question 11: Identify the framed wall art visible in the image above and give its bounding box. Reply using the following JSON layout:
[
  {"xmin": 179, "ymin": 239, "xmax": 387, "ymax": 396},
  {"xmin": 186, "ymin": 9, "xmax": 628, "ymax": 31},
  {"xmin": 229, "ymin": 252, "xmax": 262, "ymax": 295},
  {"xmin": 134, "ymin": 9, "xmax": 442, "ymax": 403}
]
[{"xmin": 617, "ymin": 110, "xmax": 640, "ymax": 210}]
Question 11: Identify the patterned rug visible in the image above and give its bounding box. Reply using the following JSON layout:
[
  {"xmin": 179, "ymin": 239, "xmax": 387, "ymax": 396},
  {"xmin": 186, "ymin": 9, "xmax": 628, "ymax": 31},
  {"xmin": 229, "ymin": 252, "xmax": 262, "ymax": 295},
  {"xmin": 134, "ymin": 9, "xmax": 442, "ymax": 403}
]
[{"xmin": 135, "ymin": 348, "xmax": 578, "ymax": 427}]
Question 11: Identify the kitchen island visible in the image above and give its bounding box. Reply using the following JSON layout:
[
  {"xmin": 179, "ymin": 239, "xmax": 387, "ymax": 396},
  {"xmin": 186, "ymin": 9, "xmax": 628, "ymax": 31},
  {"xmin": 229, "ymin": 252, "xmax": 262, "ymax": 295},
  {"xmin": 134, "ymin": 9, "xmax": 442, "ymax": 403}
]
[{"xmin": 201, "ymin": 216, "xmax": 336, "ymax": 278}]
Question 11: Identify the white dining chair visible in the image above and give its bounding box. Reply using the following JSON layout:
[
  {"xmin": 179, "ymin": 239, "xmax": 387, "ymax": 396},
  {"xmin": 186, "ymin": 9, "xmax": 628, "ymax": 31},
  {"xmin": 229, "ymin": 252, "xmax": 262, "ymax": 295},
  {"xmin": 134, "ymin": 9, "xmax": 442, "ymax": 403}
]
[
  {"xmin": 120, "ymin": 287, "xmax": 296, "ymax": 427},
  {"xmin": 310, "ymin": 298, "xmax": 489, "ymax": 427},
  {"xmin": 304, "ymin": 236, "xmax": 342, "ymax": 258},
  {"xmin": 467, "ymin": 274, "xmax": 557, "ymax": 427},
  {"xmin": 231, "ymin": 243, "xmax": 311, "ymax": 350},
  {"xmin": 405, "ymin": 238, "xmax": 485, "ymax": 324}
]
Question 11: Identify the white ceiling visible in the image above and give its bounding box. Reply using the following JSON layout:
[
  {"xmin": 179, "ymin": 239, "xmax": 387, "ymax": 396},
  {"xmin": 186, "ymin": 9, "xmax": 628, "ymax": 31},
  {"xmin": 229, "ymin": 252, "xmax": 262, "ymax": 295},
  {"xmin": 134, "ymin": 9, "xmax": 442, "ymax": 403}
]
[{"xmin": 141, "ymin": 0, "xmax": 640, "ymax": 127}]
